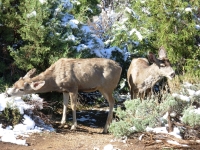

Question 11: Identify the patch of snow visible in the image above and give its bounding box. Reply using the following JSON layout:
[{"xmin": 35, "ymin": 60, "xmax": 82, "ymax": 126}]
[
  {"xmin": 167, "ymin": 140, "xmax": 189, "ymax": 147},
  {"xmin": 77, "ymin": 44, "xmax": 89, "ymax": 52},
  {"xmin": 0, "ymin": 93, "xmax": 54, "ymax": 145},
  {"xmin": 68, "ymin": 19, "xmax": 79, "ymax": 29},
  {"xmin": 156, "ymin": 140, "xmax": 162, "ymax": 143},
  {"xmin": 130, "ymin": 126, "xmax": 136, "ymax": 132},
  {"xmin": 81, "ymin": 25, "xmax": 91, "ymax": 33},
  {"xmin": 195, "ymin": 25, "xmax": 200, "ymax": 30},
  {"xmin": 27, "ymin": 11, "xmax": 37, "ymax": 18},
  {"xmin": 39, "ymin": 0, "xmax": 47, "ymax": 4},
  {"xmin": 0, "ymin": 128, "xmax": 27, "ymax": 146},
  {"xmin": 65, "ymin": 35, "xmax": 76, "ymax": 41},
  {"xmin": 139, "ymin": 134, "xmax": 144, "ymax": 140},
  {"xmin": 142, "ymin": 7, "xmax": 150, "ymax": 15},
  {"xmin": 185, "ymin": 8, "xmax": 192, "ymax": 12},
  {"xmin": 187, "ymin": 89, "xmax": 195, "ymax": 96},
  {"xmin": 172, "ymin": 93, "xmax": 190, "ymax": 102},
  {"xmin": 61, "ymin": 14, "xmax": 74, "ymax": 25},
  {"xmin": 104, "ymin": 144, "xmax": 113, "ymax": 150},
  {"xmin": 195, "ymin": 90, "xmax": 200, "ymax": 96},
  {"xmin": 129, "ymin": 28, "xmax": 143, "ymax": 41},
  {"xmin": 169, "ymin": 127, "xmax": 182, "ymax": 139},
  {"xmin": 125, "ymin": 7, "xmax": 134, "ymax": 14},
  {"xmin": 71, "ymin": 0, "xmax": 81, "ymax": 5},
  {"xmin": 77, "ymin": 117, "xmax": 89, "ymax": 122},
  {"xmin": 179, "ymin": 95, "xmax": 190, "ymax": 102},
  {"xmin": 183, "ymin": 82, "xmax": 192, "ymax": 87},
  {"xmin": 172, "ymin": 93, "xmax": 178, "ymax": 97},
  {"xmin": 146, "ymin": 126, "xmax": 182, "ymax": 139},
  {"xmin": 141, "ymin": 0, "xmax": 146, "ymax": 3},
  {"xmin": 146, "ymin": 126, "xmax": 168, "ymax": 134},
  {"xmin": 61, "ymin": 0, "xmax": 73, "ymax": 9},
  {"xmin": 170, "ymin": 111, "xmax": 177, "ymax": 117},
  {"xmin": 190, "ymin": 108, "xmax": 200, "ymax": 115},
  {"xmin": 14, "ymin": 115, "xmax": 35, "ymax": 132}
]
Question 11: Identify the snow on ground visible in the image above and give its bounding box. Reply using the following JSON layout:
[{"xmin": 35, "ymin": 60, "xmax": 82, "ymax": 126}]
[
  {"xmin": 0, "ymin": 93, "xmax": 54, "ymax": 146},
  {"xmin": 146, "ymin": 126, "xmax": 182, "ymax": 139},
  {"xmin": 144, "ymin": 124, "xmax": 188, "ymax": 147},
  {"xmin": 134, "ymin": 82, "xmax": 200, "ymax": 147}
]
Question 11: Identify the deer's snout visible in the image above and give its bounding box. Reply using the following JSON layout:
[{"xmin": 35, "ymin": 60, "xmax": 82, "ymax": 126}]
[
  {"xmin": 5, "ymin": 88, "xmax": 12, "ymax": 97},
  {"xmin": 170, "ymin": 72, "xmax": 175, "ymax": 78},
  {"xmin": 5, "ymin": 91, "xmax": 11, "ymax": 97},
  {"xmin": 5, "ymin": 92, "xmax": 11, "ymax": 97}
]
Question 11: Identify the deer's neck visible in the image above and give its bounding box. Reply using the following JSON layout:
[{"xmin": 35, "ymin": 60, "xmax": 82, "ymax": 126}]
[
  {"xmin": 139, "ymin": 64, "xmax": 163, "ymax": 92},
  {"xmin": 28, "ymin": 72, "xmax": 57, "ymax": 93},
  {"xmin": 31, "ymin": 74, "xmax": 47, "ymax": 81}
]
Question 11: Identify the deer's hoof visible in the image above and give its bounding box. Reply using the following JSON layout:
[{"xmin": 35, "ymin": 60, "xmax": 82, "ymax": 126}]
[
  {"xmin": 60, "ymin": 120, "xmax": 66, "ymax": 124},
  {"xmin": 70, "ymin": 125, "xmax": 76, "ymax": 130},
  {"xmin": 102, "ymin": 129, "xmax": 108, "ymax": 134}
]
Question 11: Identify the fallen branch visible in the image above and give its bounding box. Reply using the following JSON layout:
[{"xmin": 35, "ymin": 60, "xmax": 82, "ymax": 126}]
[{"xmin": 140, "ymin": 132, "xmax": 200, "ymax": 148}]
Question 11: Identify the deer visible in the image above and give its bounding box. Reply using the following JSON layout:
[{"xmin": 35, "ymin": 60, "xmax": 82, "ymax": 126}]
[
  {"xmin": 5, "ymin": 58, "xmax": 122, "ymax": 133},
  {"xmin": 127, "ymin": 46, "xmax": 175, "ymax": 100}
]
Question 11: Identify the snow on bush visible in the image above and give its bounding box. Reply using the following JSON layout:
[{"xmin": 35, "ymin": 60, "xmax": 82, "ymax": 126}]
[
  {"xmin": 0, "ymin": 93, "xmax": 54, "ymax": 145},
  {"xmin": 109, "ymin": 82, "xmax": 200, "ymax": 142}
]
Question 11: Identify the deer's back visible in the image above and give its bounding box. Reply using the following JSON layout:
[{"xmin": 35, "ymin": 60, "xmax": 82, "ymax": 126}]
[{"xmin": 46, "ymin": 58, "xmax": 122, "ymax": 92}]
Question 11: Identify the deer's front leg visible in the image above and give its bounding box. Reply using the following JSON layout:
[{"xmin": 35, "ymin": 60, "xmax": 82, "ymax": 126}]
[
  {"xmin": 69, "ymin": 92, "xmax": 78, "ymax": 130},
  {"xmin": 61, "ymin": 92, "xmax": 69, "ymax": 124}
]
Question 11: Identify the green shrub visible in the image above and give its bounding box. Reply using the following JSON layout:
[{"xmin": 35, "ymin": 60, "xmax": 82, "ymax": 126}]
[
  {"xmin": 0, "ymin": 78, "xmax": 9, "ymax": 93},
  {"xmin": 109, "ymin": 83, "xmax": 200, "ymax": 138},
  {"xmin": 0, "ymin": 105, "xmax": 22, "ymax": 126},
  {"xmin": 182, "ymin": 106, "xmax": 200, "ymax": 127},
  {"xmin": 109, "ymin": 95, "xmax": 178, "ymax": 137},
  {"xmin": 180, "ymin": 83, "xmax": 200, "ymax": 127}
]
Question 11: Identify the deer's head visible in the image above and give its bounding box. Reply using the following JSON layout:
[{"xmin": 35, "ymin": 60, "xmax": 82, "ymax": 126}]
[
  {"xmin": 148, "ymin": 46, "xmax": 175, "ymax": 79},
  {"xmin": 6, "ymin": 69, "xmax": 45, "ymax": 97}
]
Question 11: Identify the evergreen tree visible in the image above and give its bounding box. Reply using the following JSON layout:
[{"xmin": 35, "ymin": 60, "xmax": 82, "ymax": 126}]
[
  {"xmin": 0, "ymin": 0, "xmax": 23, "ymax": 82},
  {"xmin": 1, "ymin": 0, "xmax": 101, "ymax": 74},
  {"xmin": 110, "ymin": 0, "xmax": 200, "ymax": 77},
  {"xmin": 70, "ymin": 0, "xmax": 101, "ymax": 23}
]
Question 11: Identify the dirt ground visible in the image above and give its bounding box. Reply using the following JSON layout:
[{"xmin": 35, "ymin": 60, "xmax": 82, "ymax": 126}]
[
  {"xmin": 0, "ymin": 126, "xmax": 147, "ymax": 150},
  {"xmin": 1, "ymin": 125, "xmax": 200, "ymax": 150},
  {"xmin": 0, "ymin": 105, "xmax": 200, "ymax": 150}
]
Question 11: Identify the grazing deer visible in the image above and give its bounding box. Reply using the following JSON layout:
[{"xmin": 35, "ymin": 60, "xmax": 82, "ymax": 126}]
[
  {"xmin": 127, "ymin": 47, "xmax": 175, "ymax": 100},
  {"xmin": 6, "ymin": 58, "xmax": 122, "ymax": 133}
]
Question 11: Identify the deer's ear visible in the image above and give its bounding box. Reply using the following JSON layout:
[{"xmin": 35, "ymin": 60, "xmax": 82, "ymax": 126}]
[
  {"xmin": 23, "ymin": 68, "xmax": 37, "ymax": 79},
  {"xmin": 158, "ymin": 46, "xmax": 167, "ymax": 59},
  {"xmin": 148, "ymin": 52, "xmax": 160, "ymax": 66},
  {"xmin": 30, "ymin": 81, "xmax": 45, "ymax": 90},
  {"xmin": 148, "ymin": 52, "xmax": 157, "ymax": 63}
]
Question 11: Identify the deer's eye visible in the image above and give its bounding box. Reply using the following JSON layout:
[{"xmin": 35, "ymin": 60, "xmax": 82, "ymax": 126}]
[{"xmin": 19, "ymin": 89, "xmax": 24, "ymax": 91}]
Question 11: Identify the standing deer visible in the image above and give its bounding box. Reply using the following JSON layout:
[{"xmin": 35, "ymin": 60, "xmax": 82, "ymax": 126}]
[
  {"xmin": 6, "ymin": 58, "xmax": 122, "ymax": 133},
  {"xmin": 127, "ymin": 47, "xmax": 175, "ymax": 100}
]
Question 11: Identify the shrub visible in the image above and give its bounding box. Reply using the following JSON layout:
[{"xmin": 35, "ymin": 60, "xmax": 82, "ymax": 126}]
[
  {"xmin": 0, "ymin": 105, "xmax": 22, "ymax": 127},
  {"xmin": 109, "ymin": 95, "xmax": 178, "ymax": 137},
  {"xmin": 182, "ymin": 106, "xmax": 200, "ymax": 127},
  {"xmin": 109, "ymin": 83, "xmax": 200, "ymax": 138}
]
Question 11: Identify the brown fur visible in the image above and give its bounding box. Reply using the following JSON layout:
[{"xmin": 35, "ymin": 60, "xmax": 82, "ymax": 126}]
[
  {"xmin": 127, "ymin": 47, "xmax": 175, "ymax": 100},
  {"xmin": 6, "ymin": 58, "xmax": 122, "ymax": 133}
]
